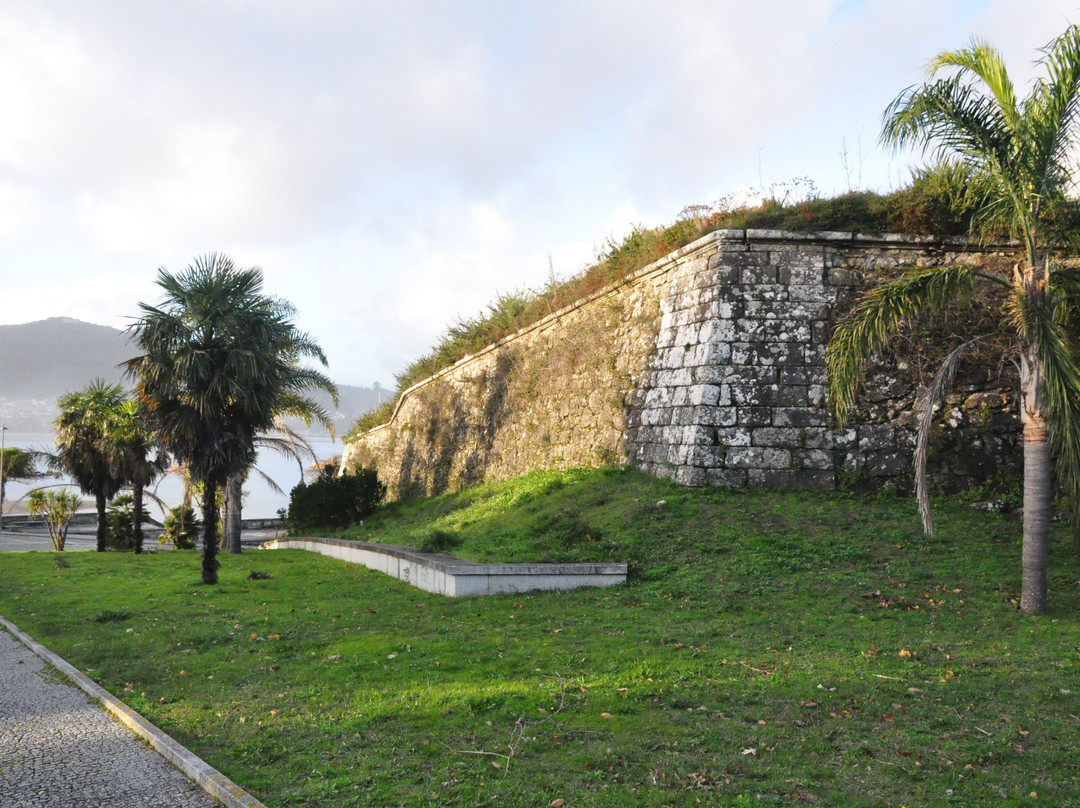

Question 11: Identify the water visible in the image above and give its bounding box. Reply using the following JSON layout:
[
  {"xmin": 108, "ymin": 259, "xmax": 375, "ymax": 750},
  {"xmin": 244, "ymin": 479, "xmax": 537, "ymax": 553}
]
[{"xmin": 1, "ymin": 431, "xmax": 343, "ymax": 520}]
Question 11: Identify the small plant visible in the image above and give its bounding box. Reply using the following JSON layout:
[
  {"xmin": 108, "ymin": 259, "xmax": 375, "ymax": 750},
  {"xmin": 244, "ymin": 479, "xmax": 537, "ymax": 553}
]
[
  {"xmin": 418, "ymin": 529, "xmax": 463, "ymax": 554},
  {"xmin": 27, "ymin": 488, "xmax": 81, "ymax": 551},
  {"xmin": 106, "ymin": 493, "xmax": 135, "ymax": 550},
  {"xmin": 283, "ymin": 466, "xmax": 387, "ymax": 530},
  {"xmin": 92, "ymin": 609, "xmax": 131, "ymax": 623},
  {"xmin": 161, "ymin": 504, "xmax": 200, "ymax": 550}
]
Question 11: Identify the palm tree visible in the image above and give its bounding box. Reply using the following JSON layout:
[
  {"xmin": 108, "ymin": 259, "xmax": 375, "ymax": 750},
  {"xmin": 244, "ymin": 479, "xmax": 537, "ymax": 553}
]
[
  {"xmin": 105, "ymin": 400, "xmax": 169, "ymax": 554},
  {"xmin": 221, "ymin": 418, "xmax": 329, "ymax": 554},
  {"xmin": 125, "ymin": 253, "xmax": 336, "ymax": 583},
  {"xmin": 827, "ymin": 25, "xmax": 1080, "ymax": 615},
  {"xmin": 54, "ymin": 380, "xmax": 127, "ymax": 552},
  {"xmin": 2, "ymin": 446, "xmax": 41, "ymax": 524}
]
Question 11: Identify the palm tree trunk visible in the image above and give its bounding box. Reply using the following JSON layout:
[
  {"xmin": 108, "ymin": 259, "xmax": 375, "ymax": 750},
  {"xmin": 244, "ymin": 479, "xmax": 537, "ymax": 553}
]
[
  {"xmin": 1021, "ymin": 419, "xmax": 1052, "ymax": 614},
  {"xmin": 201, "ymin": 483, "xmax": 220, "ymax": 584},
  {"xmin": 224, "ymin": 471, "xmax": 243, "ymax": 554},
  {"xmin": 1020, "ymin": 350, "xmax": 1051, "ymax": 615},
  {"xmin": 95, "ymin": 489, "xmax": 108, "ymax": 552},
  {"xmin": 133, "ymin": 483, "xmax": 145, "ymax": 555}
]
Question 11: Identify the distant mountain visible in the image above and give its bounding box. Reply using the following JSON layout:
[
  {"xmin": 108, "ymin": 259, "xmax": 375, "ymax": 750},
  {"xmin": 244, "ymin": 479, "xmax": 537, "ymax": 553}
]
[
  {"xmin": 0, "ymin": 317, "xmax": 383, "ymax": 434},
  {"xmin": 0, "ymin": 318, "xmax": 130, "ymax": 400}
]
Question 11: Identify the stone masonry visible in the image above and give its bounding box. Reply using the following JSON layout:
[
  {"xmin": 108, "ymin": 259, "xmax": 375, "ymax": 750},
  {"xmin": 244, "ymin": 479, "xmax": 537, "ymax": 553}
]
[{"xmin": 343, "ymin": 229, "xmax": 1022, "ymax": 499}]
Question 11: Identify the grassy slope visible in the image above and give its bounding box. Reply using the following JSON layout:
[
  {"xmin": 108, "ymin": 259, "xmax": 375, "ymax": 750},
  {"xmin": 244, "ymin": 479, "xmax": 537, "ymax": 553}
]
[{"xmin": 1, "ymin": 468, "xmax": 1079, "ymax": 807}]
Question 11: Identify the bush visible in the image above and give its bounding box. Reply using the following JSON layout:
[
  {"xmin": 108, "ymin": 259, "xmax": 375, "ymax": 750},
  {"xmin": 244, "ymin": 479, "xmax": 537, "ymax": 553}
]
[
  {"xmin": 27, "ymin": 488, "xmax": 81, "ymax": 552},
  {"xmin": 418, "ymin": 529, "xmax": 463, "ymax": 554},
  {"xmin": 284, "ymin": 467, "xmax": 387, "ymax": 531},
  {"xmin": 161, "ymin": 504, "xmax": 200, "ymax": 549},
  {"xmin": 106, "ymin": 494, "xmax": 135, "ymax": 550}
]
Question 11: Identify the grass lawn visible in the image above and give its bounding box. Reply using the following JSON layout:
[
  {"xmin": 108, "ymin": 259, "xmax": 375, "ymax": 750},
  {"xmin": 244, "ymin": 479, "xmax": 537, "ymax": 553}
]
[{"xmin": 1, "ymin": 467, "xmax": 1079, "ymax": 807}]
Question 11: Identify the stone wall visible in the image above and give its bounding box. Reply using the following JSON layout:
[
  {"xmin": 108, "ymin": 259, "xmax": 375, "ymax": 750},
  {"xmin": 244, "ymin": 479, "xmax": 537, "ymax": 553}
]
[{"xmin": 343, "ymin": 229, "xmax": 1022, "ymax": 499}]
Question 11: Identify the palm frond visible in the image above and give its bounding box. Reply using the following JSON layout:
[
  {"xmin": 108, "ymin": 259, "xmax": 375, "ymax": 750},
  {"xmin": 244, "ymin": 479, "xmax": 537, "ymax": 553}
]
[
  {"xmin": 927, "ymin": 39, "xmax": 1020, "ymax": 130},
  {"xmin": 1050, "ymin": 262, "xmax": 1080, "ymax": 331},
  {"xmin": 827, "ymin": 265, "xmax": 986, "ymax": 424},
  {"xmin": 913, "ymin": 338, "xmax": 986, "ymax": 537},
  {"xmin": 1028, "ymin": 291, "xmax": 1080, "ymax": 543},
  {"xmin": 1023, "ymin": 27, "xmax": 1080, "ymax": 230}
]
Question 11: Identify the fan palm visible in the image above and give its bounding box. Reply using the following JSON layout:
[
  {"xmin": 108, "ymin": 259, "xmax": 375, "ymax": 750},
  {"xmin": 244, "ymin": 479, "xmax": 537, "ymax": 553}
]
[
  {"xmin": 125, "ymin": 253, "xmax": 336, "ymax": 583},
  {"xmin": 53, "ymin": 380, "xmax": 127, "ymax": 552},
  {"xmin": 105, "ymin": 400, "xmax": 169, "ymax": 554},
  {"xmin": 827, "ymin": 25, "xmax": 1080, "ymax": 615}
]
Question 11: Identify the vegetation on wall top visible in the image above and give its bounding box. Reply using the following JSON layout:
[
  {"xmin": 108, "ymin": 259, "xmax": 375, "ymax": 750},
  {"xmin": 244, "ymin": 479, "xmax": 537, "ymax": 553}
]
[{"xmin": 346, "ymin": 166, "xmax": 1080, "ymax": 440}]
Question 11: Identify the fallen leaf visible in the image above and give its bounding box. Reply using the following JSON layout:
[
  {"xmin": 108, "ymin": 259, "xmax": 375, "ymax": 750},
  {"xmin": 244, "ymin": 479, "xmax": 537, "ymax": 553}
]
[
  {"xmin": 550, "ymin": 800, "xmax": 566, "ymax": 808},
  {"xmin": 740, "ymin": 747, "xmax": 757, "ymax": 756},
  {"xmin": 800, "ymin": 700, "xmax": 818, "ymax": 708},
  {"xmin": 898, "ymin": 649, "xmax": 913, "ymax": 658},
  {"xmin": 601, "ymin": 712, "xmax": 613, "ymax": 718}
]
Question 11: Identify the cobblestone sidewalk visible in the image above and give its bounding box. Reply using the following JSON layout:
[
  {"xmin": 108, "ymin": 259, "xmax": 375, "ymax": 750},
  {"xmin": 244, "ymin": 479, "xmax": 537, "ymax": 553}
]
[{"xmin": 0, "ymin": 627, "xmax": 221, "ymax": 808}]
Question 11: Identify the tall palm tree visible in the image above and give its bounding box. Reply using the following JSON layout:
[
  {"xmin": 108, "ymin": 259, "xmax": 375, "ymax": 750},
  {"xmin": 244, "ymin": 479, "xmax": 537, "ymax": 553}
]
[
  {"xmin": 827, "ymin": 25, "xmax": 1080, "ymax": 615},
  {"xmin": 54, "ymin": 380, "xmax": 127, "ymax": 552},
  {"xmin": 105, "ymin": 400, "xmax": 169, "ymax": 554},
  {"xmin": 125, "ymin": 253, "xmax": 336, "ymax": 583}
]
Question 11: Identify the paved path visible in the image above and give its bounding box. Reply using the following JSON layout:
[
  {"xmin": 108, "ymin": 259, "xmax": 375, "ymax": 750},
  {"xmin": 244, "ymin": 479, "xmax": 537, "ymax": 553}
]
[
  {"xmin": 0, "ymin": 531, "xmax": 99, "ymax": 552},
  {"xmin": 0, "ymin": 627, "xmax": 221, "ymax": 808}
]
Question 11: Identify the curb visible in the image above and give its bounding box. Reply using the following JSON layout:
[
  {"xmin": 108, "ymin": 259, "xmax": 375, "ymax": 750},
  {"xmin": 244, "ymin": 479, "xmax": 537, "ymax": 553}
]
[{"xmin": 0, "ymin": 615, "xmax": 268, "ymax": 808}]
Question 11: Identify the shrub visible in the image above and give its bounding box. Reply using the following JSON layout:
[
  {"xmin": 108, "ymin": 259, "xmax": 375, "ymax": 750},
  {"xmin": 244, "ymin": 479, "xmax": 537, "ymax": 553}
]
[
  {"xmin": 106, "ymin": 494, "xmax": 135, "ymax": 550},
  {"xmin": 161, "ymin": 504, "xmax": 200, "ymax": 549},
  {"xmin": 284, "ymin": 466, "xmax": 387, "ymax": 531},
  {"xmin": 27, "ymin": 488, "xmax": 81, "ymax": 552},
  {"xmin": 418, "ymin": 529, "xmax": 463, "ymax": 554}
]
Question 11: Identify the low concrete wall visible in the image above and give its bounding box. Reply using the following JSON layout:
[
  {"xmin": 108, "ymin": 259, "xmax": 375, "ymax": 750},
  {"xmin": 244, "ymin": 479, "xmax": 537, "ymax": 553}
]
[{"xmin": 261, "ymin": 537, "xmax": 627, "ymax": 597}]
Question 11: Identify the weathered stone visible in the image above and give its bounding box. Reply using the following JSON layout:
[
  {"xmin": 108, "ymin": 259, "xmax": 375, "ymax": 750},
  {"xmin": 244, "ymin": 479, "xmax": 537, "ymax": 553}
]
[
  {"xmin": 793, "ymin": 449, "xmax": 833, "ymax": 470},
  {"xmin": 748, "ymin": 468, "xmax": 835, "ymax": 490},
  {"xmin": 343, "ymin": 229, "xmax": 1022, "ymax": 499},
  {"xmin": 727, "ymin": 446, "xmax": 792, "ymax": 469},
  {"xmin": 707, "ymin": 467, "xmax": 749, "ymax": 487},
  {"xmin": 738, "ymin": 406, "xmax": 774, "ymax": 426},
  {"xmin": 751, "ymin": 427, "xmax": 801, "ymax": 446},
  {"xmin": 715, "ymin": 427, "xmax": 752, "ymax": 447}
]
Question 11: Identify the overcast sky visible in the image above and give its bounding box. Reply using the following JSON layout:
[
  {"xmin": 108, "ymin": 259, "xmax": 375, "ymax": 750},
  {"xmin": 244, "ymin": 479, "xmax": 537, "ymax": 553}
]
[{"xmin": 1, "ymin": 0, "xmax": 1077, "ymax": 388}]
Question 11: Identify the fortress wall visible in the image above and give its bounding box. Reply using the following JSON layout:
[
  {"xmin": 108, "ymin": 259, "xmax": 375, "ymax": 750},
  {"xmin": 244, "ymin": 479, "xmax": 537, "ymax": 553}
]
[{"xmin": 343, "ymin": 230, "xmax": 1022, "ymax": 499}]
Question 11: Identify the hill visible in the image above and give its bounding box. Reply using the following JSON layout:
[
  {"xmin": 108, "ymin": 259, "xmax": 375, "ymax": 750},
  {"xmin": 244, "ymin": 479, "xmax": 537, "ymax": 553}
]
[
  {"xmin": 0, "ymin": 318, "xmax": 130, "ymax": 399},
  {"xmin": 0, "ymin": 318, "xmax": 382, "ymax": 433},
  {"xmin": 2, "ymin": 467, "xmax": 1077, "ymax": 805}
]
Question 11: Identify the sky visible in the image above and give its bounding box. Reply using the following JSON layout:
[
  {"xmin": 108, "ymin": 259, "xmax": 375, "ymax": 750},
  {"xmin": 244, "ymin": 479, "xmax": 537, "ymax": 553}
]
[{"xmin": 1, "ymin": 0, "xmax": 1078, "ymax": 389}]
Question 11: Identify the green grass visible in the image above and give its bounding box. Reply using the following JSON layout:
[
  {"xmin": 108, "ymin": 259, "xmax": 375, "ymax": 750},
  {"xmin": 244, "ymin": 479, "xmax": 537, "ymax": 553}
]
[{"xmin": 2, "ymin": 467, "xmax": 1080, "ymax": 806}]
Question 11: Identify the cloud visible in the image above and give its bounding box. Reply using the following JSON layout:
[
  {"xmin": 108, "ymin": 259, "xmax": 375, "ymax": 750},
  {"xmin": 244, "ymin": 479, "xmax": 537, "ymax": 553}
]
[{"xmin": 3, "ymin": 0, "xmax": 1080, "ymax": 389}]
